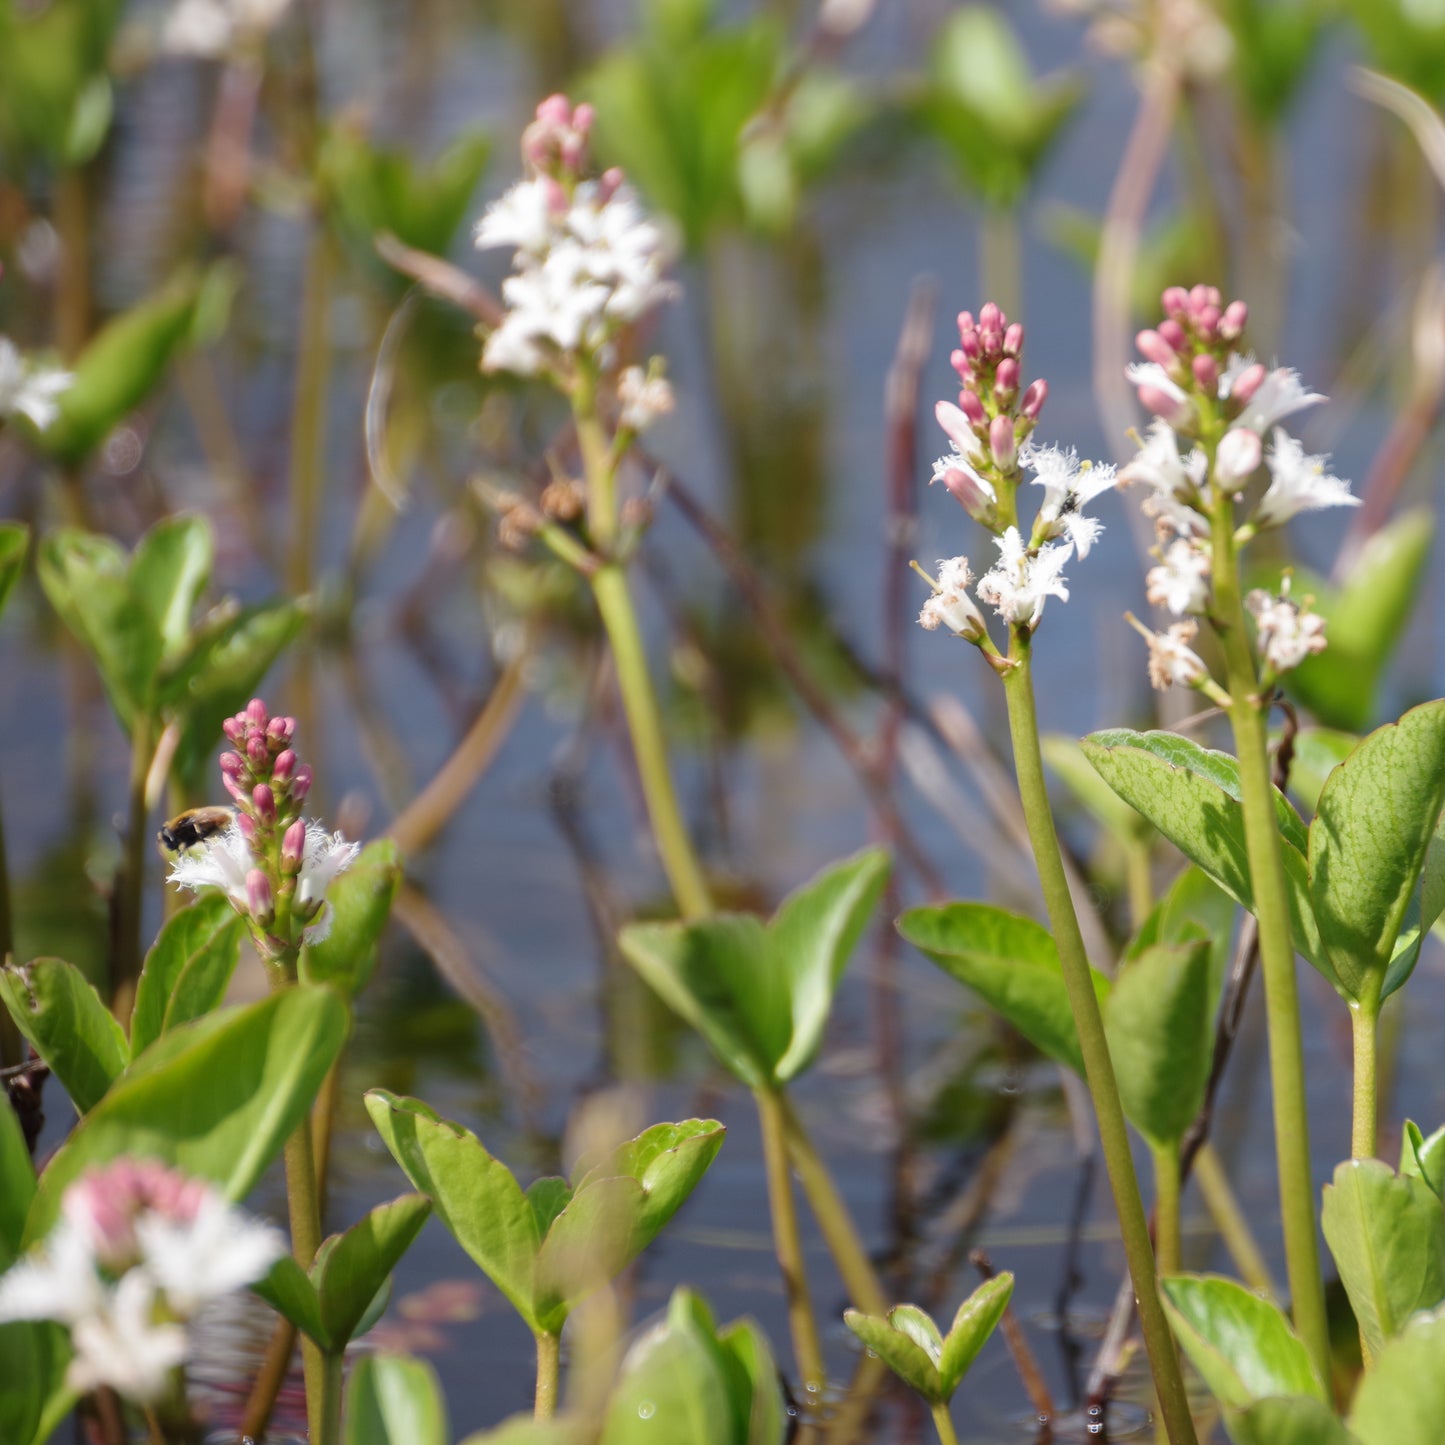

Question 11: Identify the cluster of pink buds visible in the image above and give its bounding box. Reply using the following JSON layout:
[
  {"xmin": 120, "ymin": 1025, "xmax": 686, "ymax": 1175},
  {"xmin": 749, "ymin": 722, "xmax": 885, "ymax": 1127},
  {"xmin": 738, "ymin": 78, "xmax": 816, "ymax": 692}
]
[
  {"xmin": 171, "ymin": 698, "xmax": 357, "ymax": 957},
  {"xmin": 63, "ymin": 1161, "xmax": 211, "ymax": 1277},
  {"xmin": 933, "ymin": 304, "xmax": 1048, "ymax": 525},
  {"xmin": 521, "ymin": 94, "xmax": 598, "ymax": 181}
]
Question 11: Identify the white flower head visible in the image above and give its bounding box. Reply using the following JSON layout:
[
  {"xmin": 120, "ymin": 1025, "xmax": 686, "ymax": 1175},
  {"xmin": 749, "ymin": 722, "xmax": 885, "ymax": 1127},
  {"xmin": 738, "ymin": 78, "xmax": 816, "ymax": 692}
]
[
  {"xmin": 0, "ymin": 337, "xmax": 72, "ymax": 431},
  {"xmin": 1142, "ymin": 619, "xmax": 1210, "ymax": 691},
  {"xmin": 617, "ymin": 365, "xmax": 674, "ymax": 432},
  {"xmin": 136, "ymin": 1192, "xmax": 285, "ymax": 1317},
  {"xmin": 1023, "ymin": 440, "xmax": 1118, "ymax": 558},
  {"xmin": 1146, "ymin": 536, "xmax": 1212, "ymax": 616},
  {"xmin": 918, "ymin": 556, "xmax": 988, "ymax": 642},
  {"xmin": 167, "ymin": 823, "xmax": 251, "ymax": 911},
  {"xmin": 474, "ymin": 176, "xmax": 557, "ymax": 256},
  {"xmin": 1247, "ymin": 580, "xmax": 1327, "ymax": 674},
  {"xmin": 1253, "ymin": 429, "xmax": 1358, "ymax": 528},
  {"xmin": 66, "ymin": 1271, "xmax": 188, "ymax": 1403},
  {"xmin": 976, "ymin": 527, "xmax": 1072, "ymax": 628},
  {"xmin": 294, "ymin": 822, "xmax": 361, "ymax": 943},
  {"xmin": 1120, "ymin": 420, "xmax": 1209, "ymax": 536},
  {"xmin": 0, "ymin": 1220, "xmax": 107, "ymax": 1327},
  {"xmin": 1125, "ymin": 361, "xmax": 1193, "ymax": 426}
]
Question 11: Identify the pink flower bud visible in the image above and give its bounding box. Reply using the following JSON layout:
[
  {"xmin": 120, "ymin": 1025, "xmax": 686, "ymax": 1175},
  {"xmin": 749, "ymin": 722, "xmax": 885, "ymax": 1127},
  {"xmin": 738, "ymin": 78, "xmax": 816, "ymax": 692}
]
[
  {"xmin": 252, "ymin": 784, "xmax": 276, "ymax": 823},
  {"xmin": 1003, "ymin": 322, "xmax": 1024, "ymax": 357},
  {"xmin": 222, "ymin": 772, "xmax": 247, "ymax": 804},
  {"xmin": 957, "ymin": 389, "xmax": 986, "ymax": 426},
  {"xmin": 936, "ymin": 466, "xmax": 992, "ymax": 519},
  {"xmin": 958, "ymin": 329, "xmax": 982, "ymax": 361},
  {"xmin": 272, "ymin": 749, "xmax": 297, "ymax": 784},
  {"xmin": 291, "ymin": 765, "xmax": 312, "ymax": 804},
  {"xmin": 956, "ymin": 310, "xmax": 975, "ymax": 335},
  {"xmin": 1196, "ymin": 304, "xmax": 1221, "ymax": 338},
  {"xmin": 246, "ymin": 869, "xmax": 274, "ymax": 926},
  {"xmin": 989, "ymin": 414, "xmax": 1017, "ymax": 470},
  {"xmin": 1216, "ymin": 426, "xmax": 1262, "ymax": 483},
  {"xmin": 598, "ymin": 167, "xmax": 625, "ymax": 203},
  {"xmin": 237, "ymin": 812, "xmax": 257, "ymax": 846},
  {"xmin": 571, "ymin": 101, "xmax": 595, "ymax": 133},
  {"xmin": 247, "ymin": 734, "xmax": 268, "ymax": 767},
  {"xmin": 219, "ymin": 751, "xmax": 244, "ymax": 779},
  {"xmin": 1020, "ymin": 378, "xmax": 1048, "ymax": 421},
  {"xmin": 281, "ymin": 819, "xmax": 307, "ymax": 873},
  {"xmin": 1161, "ymin": 286, "xmax": 1190, "ymax": 319},
  {"xmin": 266, "ymin": 716, "xmax": 295, "ymax": 745},
  {"xmin": 979, "ymin": 325, "xmax": 1002, "ymax": 357},
  {"xmin": 1220, "ymin": 300, "xmax": 1248, "ymax": 340},
  {"xmin": 246, "ymin": 698, "xmax": 268, "ymax": 729},
  {"xmin": 1158, "ymin": 319, "xmax": 1188, "ymax": 352},
  {"xmin": 1192, "ymin": 353, "xmax": 1219, "ymax": 391},
  {"xmin": 1137, "ymin": 384, "xmax": 1193, "ymax": 427},
  {"xmin": 1136, "ymin": 329, "xmax": 1178, "ymax": 369},
  {"xmin": 535, "ymin": 93, "xmax": 571, "ymax": 126},
  {"xmin": 222, "ymin": 717, "xmax": 245, "ymax": 744},
  {"xmin": 1190, "ymin": 283, "xmax": 1221, "ymax": 313},
  {"xmin": 994, "ymin": 358, "xmax": 1020, "ymax": 398},
  {"xmin": 1229, "ymin": 362, "xmax": 1267, "ymax": 407},
  {"xmin": 978, "ymin": 301, "xmax": 1004, "ymax": 332}
]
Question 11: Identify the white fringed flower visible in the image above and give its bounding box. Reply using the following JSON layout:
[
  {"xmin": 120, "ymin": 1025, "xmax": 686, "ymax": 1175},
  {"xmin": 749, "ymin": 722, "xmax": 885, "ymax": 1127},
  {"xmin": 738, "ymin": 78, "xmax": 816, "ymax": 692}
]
[
  {"xmin": 1253, "ymin": 430, "xmax": 1359, "ymax": 528},
  {"xmin": 1143, "ymin": 620, "xmax": 1210, "ymax": 691},
  {"xmin": 1247, "ymin": 582, "xmax": 1327, "ymax": 673},
  {"xmin": 0, "ymin": 1220, "xmax": 108, "ymax": 1326},
  {"xmin": 976, "ymin": 528, "xmax": 1072, "ymax": 628},
  {"xmin": 0, "ymin": 338, "xmax": 71, "ymax": 431},
  {"xmin": 166, "ymin": 823, "xmax": 251, "ymax": 912},
  {"xmin": 66, "ymin": 1272, "xmax": 188, "ymax": 1404},
  {"xmin": 1024, "ymin": 441, "xmax": 1118, "ymax": 558},
  {"xmin": 137, "ymin": 1193, "xmax": 286, "ymax": 1317},
  {"xmin": 1120, "ymin": 420, "xmax": 1209, "ymax": 536},
  {"xmin": 1221, "ymin": 354, "xmax": 1324, "ymax": 435},
  {"xmin": 294, "ymin": 823, "xmax": 360, "ymax": 943},
  {"xmin": 1146, "ymin": 537, "xmax": 1212, "ymax": 616},
  {"xmin": 918, "ymin": 556, "xmax": 988, "ymax": 641}
]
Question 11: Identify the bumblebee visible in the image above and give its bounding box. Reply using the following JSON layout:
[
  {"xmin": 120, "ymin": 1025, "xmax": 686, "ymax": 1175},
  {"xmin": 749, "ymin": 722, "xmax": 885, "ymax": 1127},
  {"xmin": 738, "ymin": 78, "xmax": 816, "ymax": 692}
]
[{"xmin": 157, "ymin": 806, "xmax": 235, "ymax": 852}]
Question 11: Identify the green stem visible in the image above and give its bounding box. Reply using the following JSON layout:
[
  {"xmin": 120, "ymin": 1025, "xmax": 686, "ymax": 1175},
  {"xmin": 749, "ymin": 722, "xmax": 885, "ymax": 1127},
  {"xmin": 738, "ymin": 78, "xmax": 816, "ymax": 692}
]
[
  {"xmin": 1153, "ymin": 1142, "xmax": 1182, "ymax": 1277},
  {"xmin": 1350, "ymin": 1000, "xmax": 1379, "ymax": 1160},
  {"xmin": 318, "ymin": 1350, "xmax": 343, "ymax": 1445},
  {"xmin": 1194, "ymin": 1144, "xmax": 1277, "ymax": 1298},
  {"xmin": 930, "ymin": 1401, "xmax": 961, "ymax": 1445},
  {"xmin": 779, "ymin": 1094, "xmax": 889, "ymax": 1316},
  {"xmin": 113, "ymin": 714, "xmax": 157, "ymax": 1028},
  {"xmin": 589, "ymin": 560, "xmax": 712, "ymax": 920},
  {"xmin": 756, "ymin": 1086, "xmax": 827, "ymax": 1396},
  {"xmin": 1002, "ymin": 640, "xmax": 1198, "ymax": 1445},
  {"xmin": 1209, "ymin": 496, "xmax": 1331, "ymax": 1382},
  {"xmin": 1126, "ymin": 837, "xmax": 1154, "ymax": 933},
  {"xmin": 534, "ymin": 1329, "xmax": 561, "ymax": 1418},
  {"xmin": 978, "ymin": 207, "xmax": 1021, "ymax": 323}
]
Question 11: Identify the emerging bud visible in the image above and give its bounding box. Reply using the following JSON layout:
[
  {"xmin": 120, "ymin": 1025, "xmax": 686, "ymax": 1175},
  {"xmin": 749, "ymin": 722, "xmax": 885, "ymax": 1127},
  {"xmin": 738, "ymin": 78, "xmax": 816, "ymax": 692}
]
[
  {"xmin": 994, "ymin": 357, "xmax": 1020, "ymax": 399},
  {"xmin": 1191, "ymin": 353, "xmax": 1219, "ymax": 391},
  {"xmin": 1020, "ymin": 378, "xmax": 1048, "ymax": 421},
  {"xmin": 272, "ymin": 749, "xmax": 297, "ymax": 784},
  {"xmin": 956, "ymin": 389, "xmax": 987, "ymax": 426},
  {"xmin": 245, "ymin": 869, "xmax": 274, "ymax": 927},
  {"xmin": 281, "ymin": 819, "xmax": 307, "ymax": 874},
  {"xmin": 1003, "ymin": 322, "xmax": 1024, "ymax": 356},
  {"xmin": 246, "ymin": 698, "xmax": 267, "ymax": 729},
  {"xmin": 1158, "ymin": 319, "xmax": 1188, "ymax": 352},
  {"xmin": 1228, "ymin": 362, "xmax": 1267, "ymax": 407},
  {"xmin": 291, "ymin": 765, "xmax": 312, "ymax": 805},
  {"xmin": 989, "ymin": 414, "xmax": 1017, "ymax": 470},
  {"xmin": 1136, "ymin": 329, "xmax": 1179, "ymax": 370},
  {"xmin": 251, "ymin": 784, "xmax": 276, "ymax": 824},
  {"xmin": 219, "ymin": 751, "xmax": 244, "ymax": 780},
  {"xmin": 1220, "ymin": 299, "xmax": 1248, "ymax": 340}
]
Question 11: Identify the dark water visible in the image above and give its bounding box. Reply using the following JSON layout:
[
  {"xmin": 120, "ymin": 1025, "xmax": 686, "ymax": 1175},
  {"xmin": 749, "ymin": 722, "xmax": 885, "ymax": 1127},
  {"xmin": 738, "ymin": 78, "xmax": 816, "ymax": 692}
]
[{"xmin": 6, "ymin": 1, "xmax": 1445, "ymax": 1440}]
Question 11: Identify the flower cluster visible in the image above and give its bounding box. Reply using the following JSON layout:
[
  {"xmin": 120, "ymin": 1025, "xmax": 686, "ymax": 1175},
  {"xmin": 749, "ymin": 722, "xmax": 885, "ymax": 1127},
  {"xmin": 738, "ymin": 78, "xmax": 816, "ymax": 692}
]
[
  {"xmin": 0, "ymin": 335, "xmax": 71, "ymax": 432},
  {"xmin": 1122, "ymin": 284, "xmax": 1350, "ymax": 686},
  {"xmin": 0, "ymin": 1160, "xmax": 283, "ymax": 1404},
  {"xmin": 168, "ymin": 698, "xmax": 357, "ymax": 955},
  {"xmin": 1248, "ymin": 577, "xmax": 1327, "ymax": 677},
  {"xmin": 920, "ymin": 303, "xmax": 1118, "ymax": 648},
  {"xmin": 475, "ymin": 94, "xmax": 678, "ymax": 383}
]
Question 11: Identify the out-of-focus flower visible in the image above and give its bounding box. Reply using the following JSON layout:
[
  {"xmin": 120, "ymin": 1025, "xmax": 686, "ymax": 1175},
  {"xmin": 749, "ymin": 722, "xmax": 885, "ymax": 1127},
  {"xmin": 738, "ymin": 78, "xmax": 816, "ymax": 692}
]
[
  {"xmin": 617, "ymin": 365, "xmax": 675, "ymax": 432},
  {"xmin": 1025, "ymin": 441, "xmax": 1118, "ymax": 558},
  {"xmin": 163, "ymin": 0, "xmax": 292, "ymax": 58},
  {"xmin": 917, "ymin": 557, "xmax": 988, "ymax": 642},
  {"xmin": 1252, "ymin": 430, "xmax": 1358, "ymax": 528},
  {"xmin": 1247, "ymin": 581, "xmax": 1327, "ymax": 674},
  {"xmin": 1120, "ymin": 420, "xmax": 1209, "ymax": 537},
  {"xmin": 0, "ymin": 338, "xmax": 71, "ymax": 431},
  {"xmin": 1146, "ymin": 536, "xmax": 1211, "ymax": 615},
  {"xmin": 976, "ymin": 528, "xmax": 1072, "ymax": 628},
  {"xmin": 1136, "ymin": 618, "xmax": 1210, "ymax": 691},
  {"xmin": 1220, "ymin": 356, "xmax": 1324, "ymax": 439},
  {"xmin": 0, "ymin": 1160, "xmax": 284, "ymax": 1405}
]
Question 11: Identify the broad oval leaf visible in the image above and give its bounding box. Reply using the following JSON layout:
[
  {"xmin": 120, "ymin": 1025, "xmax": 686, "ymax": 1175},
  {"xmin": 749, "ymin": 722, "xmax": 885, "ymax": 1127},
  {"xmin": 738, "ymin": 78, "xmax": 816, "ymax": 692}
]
[
  {"xmin": 897, "ymin": 902, "xmax": 1106, "ymax": 1077},
  {"xmin": 314, "ymin": 1192, "xmax": 433, "ymax": 1349},
  {"xmin": 534, "ymin": 1176, "xmax": 644, "ymax": 1332},
  {"xmin": 1160, "ymin": 1274, "xmax": 1327, "ymax": 1407},
  {"xmin": 344, "ymin": 1353, "xmax": 449, "ymax": 1445},
  {"xmin": 25, "ymin": 986, "xmax": 348, "ymax": 1241},
  {"xmin": 364, "ymin": 1090, "xmax": 540, "ymax": 1331},
  {"xmin": 129, "ymin": 895, "xmax": 243, "ymax": 1058},
  {"xmin": 939, "ymin": 1272, "xmax": 1013, "ymax": 1398},
  {"xmin": 1231, "ymin": 1396, "xmax": 1360, "ymax": 1445},
  {"xmin": 253, "ymin": 1254, "xmax": 327, "ymax": 1347},
  {"xmin": 1347, "ymin": 1309, "xmax": 1445, "ymax": 1445},
  {"xmin": 1308, "ymin": 701, "xmax": 1445, "ymax": 1004},
  {"xmin": 0, "ymin": 1320, "xmax": 71, "ymax": 1445},
  {"xmin": 717, "ymin": 1315, "xmax": 787, "ymax": 1445},
  {"xmin": 1321, "ymin": 1159, "xmax": 1445, "ymax": 1360},
  {"xmin": 127, "ymin": 514, "xmax": 212, "ymax": 664},
  {"xmin": 843, "ymin": 1307, "xmax": 943, "ymax": 1402},
  {"xmin": 1104, "ymin": 941, "xmax": 1212, "ymax": 1150},
  {"xmin": 0, "ymin": 957, "xmax": 127, "ymax": 1113}
]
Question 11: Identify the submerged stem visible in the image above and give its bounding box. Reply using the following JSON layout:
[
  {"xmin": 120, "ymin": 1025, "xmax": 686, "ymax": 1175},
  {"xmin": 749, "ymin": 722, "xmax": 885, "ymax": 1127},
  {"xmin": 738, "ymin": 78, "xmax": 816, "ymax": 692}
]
[
  {"xmin": 756, "ymin": 1086, "xmax": 827, "ymax": 1396},
  {"xmin": 1002, "ymin": 637, "xmax": 1197, "ymax": 1445}
]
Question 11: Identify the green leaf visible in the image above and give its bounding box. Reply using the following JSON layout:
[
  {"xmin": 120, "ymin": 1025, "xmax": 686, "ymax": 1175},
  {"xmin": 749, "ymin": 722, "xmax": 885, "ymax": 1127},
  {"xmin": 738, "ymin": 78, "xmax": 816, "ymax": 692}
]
[
  {"xmin": 0, "ymin": 1091, "xmax": 35, "ymax": 1268},
  {"xmin": 572, "ymin": 1118, "xmax": 726, "ymax": 1254},
  {"xmin": 25, "ymin": 987, "xmax": 348, "ymax": 1241},
  {"xmin": 128, "ymin": 515, "xmax": 212, "ymax": 663},
  {"xmin": 1230, "ymin": 1396, "xmax": 1360, "ymax": 1445},
  {"xmin": 1127, "ymin": 866, "xmax": 1238, "ymax": 1007},
  {"xmin": 1286, "ymin": 728, "xmax": 1359, "ymax": 816},
  {"xmin": 0, "ymin": 1320, "xmax": 72, "ymax": 1445},
  {"xmin": 1160, "ymin": 1274, "xmax": 1327, "ymax": 1407},
  {"xmin": 1321, "ymin": 1160, "xmax": 1445, "ymax": 1359},
  {"xmin": 618, "ymin": 849, "xmax": 889, "ymax": 1090},
  {"xmin": 364, "ymin": 1090, "xmax": 542, "ymax": 1330},
  {"xmin": 843, "ymin": 1307, "xmax": 943, "ymax": 1402},
  {"xmin": 36, "ymin": 272, "xmax": 210, "ymax": 465},
  {"xmin": 129, "ymin": 895, "xmax": 244, "ymax": 1057},
  {"xmin": 313, "ymin": 1192, "xmax": 432, "ymax": 1349},
  {"xmin": 1347, "ymin": 1309, "xmax": 1445, "ymax": 1445},
  {"xmin": 1400, "ymin": 1121, "xmax": 1445, "ymax": 1200},
  {"xmin": 344, "ymin": 1354, "xmax": 449, "ymax": 1445},
  {"xmin": 301, "ymin": 839, "xmax": 402, "ymax": 996},
  {"xmin": 939, "ymin": 1273, "xmax": 1012, "ymax": 1398},
  {"xmin": 253, "ymin": 1254, "xmax": 328, "ymax": 1347},
  {"xmin": 0, "ymin": 523, "xmax": 29, "ymax": 624},
  {"xmin": 1308, "ymin": 701, "xmax": 1445, "ymax": 1003},
  {"xmin": 1081, "ymin": 730, "xmax": 1325, "ymax": 974},
  {"xmin": 1105, "ymin": 941, "xmax": 1213, "ymax": 1150},
  {"xmin": 526, "ymin": 1177, "xmax": 573, "ymax": 1239},
  {"xmin": 534, "ymin": 1176, "xmax": 644, "ymax": 1332},
  {"xmin": 717, "ymin": 1315, "xmax": 787, "ymax": 1444},
  {"xmin": 0, "ymin": 957, "xmax": 127, "ymax": 1113},
  {"xmin": 1042, "ymin": 731, "xmax": 1149, "ymax": 847},
  {"xmin": 897, "ymin": 902, "xmax": 1106, "ymax": 1077}
]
